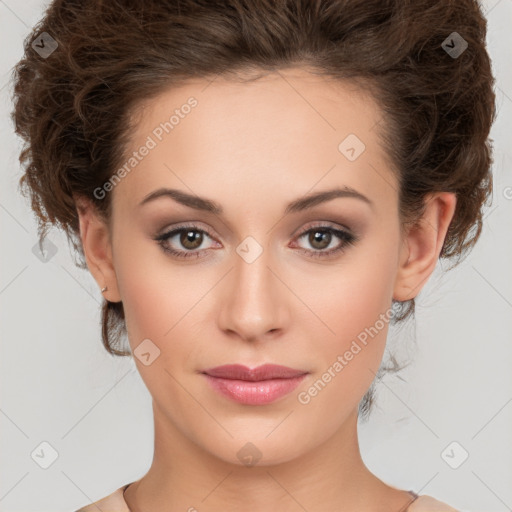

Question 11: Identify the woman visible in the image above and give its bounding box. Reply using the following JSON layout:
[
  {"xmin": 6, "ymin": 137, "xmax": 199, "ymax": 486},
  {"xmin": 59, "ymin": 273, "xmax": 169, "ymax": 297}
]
[{"xmin": 11, "ymin": 0, "xmax": 496, "ymax": 510}]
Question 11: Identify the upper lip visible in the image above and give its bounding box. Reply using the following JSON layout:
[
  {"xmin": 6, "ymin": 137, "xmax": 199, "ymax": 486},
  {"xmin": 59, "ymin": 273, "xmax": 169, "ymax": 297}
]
[{"xmin": 202, "ymin": 364, "xmax": 308, "ymax": 381}]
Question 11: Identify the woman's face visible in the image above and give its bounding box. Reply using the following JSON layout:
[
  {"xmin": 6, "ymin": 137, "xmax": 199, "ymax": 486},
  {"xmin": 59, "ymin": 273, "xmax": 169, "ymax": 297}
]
[{"xmin": 107, "ymin": 68, "xmax": 407, "ymax": 465}]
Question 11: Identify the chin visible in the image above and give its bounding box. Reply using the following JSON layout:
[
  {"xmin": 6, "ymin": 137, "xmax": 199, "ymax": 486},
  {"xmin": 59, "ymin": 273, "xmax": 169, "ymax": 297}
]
[{"xmin": 199, "ymin": 431, "xmax": 307, "ymax": 468}]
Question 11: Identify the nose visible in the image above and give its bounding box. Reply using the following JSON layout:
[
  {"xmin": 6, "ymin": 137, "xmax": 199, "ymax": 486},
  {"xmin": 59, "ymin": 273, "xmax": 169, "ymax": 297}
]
[{"xmin": 217, "ymin": 246, "xmax": 289, "ymax": 343}]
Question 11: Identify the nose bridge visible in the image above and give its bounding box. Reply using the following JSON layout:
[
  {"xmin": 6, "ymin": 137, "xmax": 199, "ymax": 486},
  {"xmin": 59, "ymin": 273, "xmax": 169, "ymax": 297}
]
[{"xmin": 218, "ymin": 239, "xmax": 286, "ymax": 341}]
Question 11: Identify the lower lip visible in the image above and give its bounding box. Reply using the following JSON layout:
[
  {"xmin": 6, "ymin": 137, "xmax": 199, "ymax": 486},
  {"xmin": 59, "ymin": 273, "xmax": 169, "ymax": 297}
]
[{"xmin": 203, "ymin": 374, "xmax": 307, "ymax": 405}]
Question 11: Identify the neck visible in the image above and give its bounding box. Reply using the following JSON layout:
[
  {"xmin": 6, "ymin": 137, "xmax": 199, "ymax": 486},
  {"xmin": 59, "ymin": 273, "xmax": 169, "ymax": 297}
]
[{"xmin": 123, "ymin": 404, "xmax": 413, "ymax": 512}]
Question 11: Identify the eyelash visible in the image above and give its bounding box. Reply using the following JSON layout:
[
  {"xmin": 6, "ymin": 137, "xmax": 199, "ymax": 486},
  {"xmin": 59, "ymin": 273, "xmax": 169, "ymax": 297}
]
[{"xmin": 154, "ymin": 222, "xmax": 358, "ymax": 260}]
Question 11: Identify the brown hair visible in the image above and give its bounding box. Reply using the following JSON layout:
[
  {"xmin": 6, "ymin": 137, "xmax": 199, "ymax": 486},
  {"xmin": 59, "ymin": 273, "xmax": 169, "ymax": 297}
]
[{"xmin": 10, "ymin": 0, "xmax": 496, "ymax": 417}]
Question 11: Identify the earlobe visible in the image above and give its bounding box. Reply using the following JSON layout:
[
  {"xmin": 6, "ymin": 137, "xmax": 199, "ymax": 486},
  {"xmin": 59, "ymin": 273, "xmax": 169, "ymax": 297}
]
[
  {"xmin": 75, "ymin": 196, "xmax": 121, "ymax": 302},
  {"xmin": 393, "ymin": 192, "xmax": 457, "ymax": 302}
]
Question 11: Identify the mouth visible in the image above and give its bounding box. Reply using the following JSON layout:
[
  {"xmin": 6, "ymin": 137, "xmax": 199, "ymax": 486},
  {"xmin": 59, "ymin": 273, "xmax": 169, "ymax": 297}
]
[{"xmin": 201, "ymin": 364, "xmax": 309, "ymax": 405}]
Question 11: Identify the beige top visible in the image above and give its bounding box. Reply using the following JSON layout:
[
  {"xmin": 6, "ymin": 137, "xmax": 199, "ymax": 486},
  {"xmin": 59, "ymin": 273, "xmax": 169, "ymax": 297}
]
[{"xmin": 74, "ymin": 483, "xmax": 460, "ymax": 511}]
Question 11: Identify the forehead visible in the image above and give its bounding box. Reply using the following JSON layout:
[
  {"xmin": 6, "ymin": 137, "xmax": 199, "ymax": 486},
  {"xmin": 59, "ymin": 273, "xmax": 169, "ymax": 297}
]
[{"xmin": 112, "ymin": 67, "xmax": 397, "ymax": 217}]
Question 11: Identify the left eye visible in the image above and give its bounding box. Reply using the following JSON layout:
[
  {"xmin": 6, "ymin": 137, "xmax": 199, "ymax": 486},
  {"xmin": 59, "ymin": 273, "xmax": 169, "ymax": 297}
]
[
  {"xmin": 293, "ymin": 225, "xmax": 357, "ymax": 258},
  {"xmin": 154, "ymin": 224, "xmax": 358, "ymax": 260}
]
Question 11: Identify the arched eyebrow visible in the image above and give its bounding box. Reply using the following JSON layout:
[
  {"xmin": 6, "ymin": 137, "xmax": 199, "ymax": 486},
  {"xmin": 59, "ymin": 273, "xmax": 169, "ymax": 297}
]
[
  {"xmin": 284, "ymin": 187, "xmax": 374, "ymax": 214},
  {"xmin": 138, "ymin": 186, "xmax": 374, "ymax": 215}
]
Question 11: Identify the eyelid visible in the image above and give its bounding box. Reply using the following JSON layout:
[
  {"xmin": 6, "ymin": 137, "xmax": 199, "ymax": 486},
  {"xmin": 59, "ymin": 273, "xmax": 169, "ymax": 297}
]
[
  {"xmin": 293, "ymin": 220, "xmax": 355, "ymax": 238},
  {"xmin": 157, "ymin": 221, "xmax": 217, "ymax": 239}
]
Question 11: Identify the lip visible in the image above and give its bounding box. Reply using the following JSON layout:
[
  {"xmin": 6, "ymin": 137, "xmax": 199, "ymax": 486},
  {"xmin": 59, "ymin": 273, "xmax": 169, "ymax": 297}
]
[
  {"xmin": 203, "ymin": 364, "xmax": 308, "ymax": 380},
  {"xmin": 201, "ymin": 364, "xmax": 309, "ymax": 405}
]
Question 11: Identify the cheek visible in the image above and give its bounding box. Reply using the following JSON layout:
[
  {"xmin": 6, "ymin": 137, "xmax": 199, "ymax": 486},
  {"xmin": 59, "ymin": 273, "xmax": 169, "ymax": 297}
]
[
  {"xmin": 290, "ymin": 248, "xmax": 399, "ymax": 443},
  {"xmin": 300, "ymin": 237, "xmax": 399, "ymax": 392},
  {"xmin": 113, "ymin": 234, "xmax": 212, "ymax": 393},
  {"xmin": 113, "ymin": 230, "xmax": 201, "ymax": 340},
  {"xmin": 112, "ymin": 247, "xmax": 195, "ymax": 398}
]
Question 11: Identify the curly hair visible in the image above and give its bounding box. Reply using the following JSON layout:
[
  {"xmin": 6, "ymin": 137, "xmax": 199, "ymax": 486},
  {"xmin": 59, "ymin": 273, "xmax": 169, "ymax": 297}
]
[{"xmin": 10, "ymin": 0, "xmax": 496, "ymax": 417}]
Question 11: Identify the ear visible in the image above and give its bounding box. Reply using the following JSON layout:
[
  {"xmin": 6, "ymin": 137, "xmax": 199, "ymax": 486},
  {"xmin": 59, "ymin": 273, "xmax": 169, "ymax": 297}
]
[
  {"xmin": 393, "ymin": 192, "xmax": 457, "ymax": 301},
  {"xmin": 75, "ymin": 195, "xmax": 121, "ymax": 302}
]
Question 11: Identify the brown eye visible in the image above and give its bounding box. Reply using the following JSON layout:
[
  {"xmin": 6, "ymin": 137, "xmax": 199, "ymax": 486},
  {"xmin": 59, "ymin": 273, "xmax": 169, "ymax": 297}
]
[
  {"xmin": 180, "ymin": 230, "xmax": 203, "ymax": 250},
  {"xmin": 154, "ymin": 224, "xmax": 218, "ymax": 259},
  {"xmin": 293, "ymin": 224, "xmax": 358, "ymax": 259},
  {"xmin": 308, "ymin": 230, "xmax": 332, "ymax": 250}
]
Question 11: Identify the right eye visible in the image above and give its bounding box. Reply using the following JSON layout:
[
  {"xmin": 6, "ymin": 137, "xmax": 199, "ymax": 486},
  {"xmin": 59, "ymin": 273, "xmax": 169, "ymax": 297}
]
[{"xmin": 154, "ymin": 224, "xmax": 219, "ymax": 259}]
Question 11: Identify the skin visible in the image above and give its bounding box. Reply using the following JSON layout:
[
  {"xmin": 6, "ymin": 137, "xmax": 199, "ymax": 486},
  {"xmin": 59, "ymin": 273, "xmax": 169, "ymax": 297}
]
[{"xmin": 76, "ymin": 67, "xmax": 456, "ymax": 512}]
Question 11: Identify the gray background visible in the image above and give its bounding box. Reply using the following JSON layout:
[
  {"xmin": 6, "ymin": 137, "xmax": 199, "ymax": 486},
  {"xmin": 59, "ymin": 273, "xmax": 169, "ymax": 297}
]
[{"xmin": 1, "ymin": 0, "xmax": 511, "ymax": 510}]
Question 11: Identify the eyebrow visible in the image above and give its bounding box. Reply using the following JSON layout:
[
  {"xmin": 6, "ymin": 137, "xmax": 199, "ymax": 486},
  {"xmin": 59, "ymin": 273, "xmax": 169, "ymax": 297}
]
[{"xmin": 138, "ymin": 186, "xmax": 373, "ymax": 214}]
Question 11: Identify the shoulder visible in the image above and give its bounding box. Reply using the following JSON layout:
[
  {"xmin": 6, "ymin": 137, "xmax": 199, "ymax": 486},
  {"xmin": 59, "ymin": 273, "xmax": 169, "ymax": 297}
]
[
  {"xmin": 408, "ymin": 495, "xmax": 460, "ymax": 511},
  {"xmin": 74, "ymin": 484, "xmax": 130, "ymax": 512},
  {"xmin": 73, "ymin": 485, "xmax": 459, "ymax": 512}
]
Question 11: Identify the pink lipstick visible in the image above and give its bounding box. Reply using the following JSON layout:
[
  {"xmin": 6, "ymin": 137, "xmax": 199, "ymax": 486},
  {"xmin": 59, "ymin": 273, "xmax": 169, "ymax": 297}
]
[{"xmin": 201, "ymin": 364, "xmax": 308, "ymax": 405}]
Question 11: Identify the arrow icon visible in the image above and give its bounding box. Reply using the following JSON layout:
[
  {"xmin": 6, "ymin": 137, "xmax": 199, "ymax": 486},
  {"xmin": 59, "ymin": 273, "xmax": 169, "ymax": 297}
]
[{"xmin": 441, "ymin": 32, "xmax": 467, "ymax": 59}]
